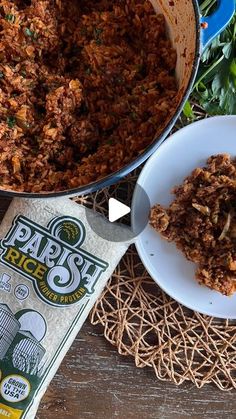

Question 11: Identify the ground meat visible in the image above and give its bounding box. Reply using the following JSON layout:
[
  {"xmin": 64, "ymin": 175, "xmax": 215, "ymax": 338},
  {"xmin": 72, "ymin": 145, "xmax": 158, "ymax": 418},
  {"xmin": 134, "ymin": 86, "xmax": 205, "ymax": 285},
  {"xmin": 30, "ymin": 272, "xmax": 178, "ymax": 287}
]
[
  {"xmin": 149, "ymin": 154, "xmax": 236, "ymax": 296},
  {"xmin": 0, "ymin": 0, "xmax": 177, "ymax": 192}
]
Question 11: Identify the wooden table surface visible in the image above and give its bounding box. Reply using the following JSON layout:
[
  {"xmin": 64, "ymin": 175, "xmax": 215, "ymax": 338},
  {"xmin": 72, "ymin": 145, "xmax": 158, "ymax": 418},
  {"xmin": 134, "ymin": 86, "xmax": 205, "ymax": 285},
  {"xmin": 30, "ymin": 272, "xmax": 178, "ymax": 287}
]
[
  {"xmin": 36, "ymin": 320, "xmax": 236, "ymax": 419},
  {"xmin": 0, "ymin": 198, "xmax": 235, "ymax": 419}
]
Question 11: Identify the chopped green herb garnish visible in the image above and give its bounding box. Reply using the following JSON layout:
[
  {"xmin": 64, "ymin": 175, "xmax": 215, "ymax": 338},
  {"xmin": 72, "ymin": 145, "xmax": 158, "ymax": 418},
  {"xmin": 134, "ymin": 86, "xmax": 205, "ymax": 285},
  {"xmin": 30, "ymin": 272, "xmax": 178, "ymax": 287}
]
[
  {"xmin": 7, "ymin": 116, "xmax": 16, "ymax": 129},
  {"xmin": 130, "ymin": 112, "xmax": 138, "ymax": 121},
  {"xmin": 106, "ymin": 139, "xmax": 114, "ymax": 145},
  {"xmin": 94, "ymin": 27, "xmax": 103, "ymax": 45},
  {"xmin": 80, "ymin": 27, "xmax": 87, "ymax": 36},
  {"xmin": 25, "ymin": 27, "xmax": 34, "ymax": 37},
  {"xmin": 116, "ymin": 77, "xmax": 124, "ymax": 84},
  {"xmin": 21, "ymin": 70, "xmax": 27, "ymax": 78},
  {"xmin": 85, "ymin": 67, "xmax": 92, "ymax": 75},
  {"xmin": 5, "ymin": 14, "xmax": 15, "ymax": 23},
  {"xmin": 94, "ymin": 28, "xmax": 103, "ymax": 37},
  {"xmin": 0, "ymin": 72, "xmax": 4, "ymax": 79}
]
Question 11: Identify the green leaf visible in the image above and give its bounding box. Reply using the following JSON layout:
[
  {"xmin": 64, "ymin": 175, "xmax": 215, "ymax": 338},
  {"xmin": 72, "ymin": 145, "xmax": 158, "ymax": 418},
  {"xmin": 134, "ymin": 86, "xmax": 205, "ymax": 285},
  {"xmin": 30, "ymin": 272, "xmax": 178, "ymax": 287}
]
[
  {"xmin": 201, "ymin": 47, "xmax": 211, "ymax": 63},
  {"xmin": 183, "ymin": 101, "xmax": 194, "ymax": 119},
  {"xmin": 195, "ymin": 81, "xmax": 207, "ymax": 93},
  {"xmin": 202, "ymin": 101, "xmax": 221, "ymax": 115},
  {"xmin": 222, "ymin": 42, "xmax": 233, "ymax": 59},
  {"xmin": 232, "ymin": 75, "xmax": 236, "ymax": 90},
  {"xmin": 192, "ymin": 8, "xmax": 236, "ymax": 115},
  {"xmin": 211, "ymin": 74, "xmax": 221, "ymax": 96},
  {"xmin": 194, "ymin": 55, "xmax": 225, "ymax": 89},
  {"xmin": 219, "ymin": 89, "xmax": 236, "ymax": 114},
  {"xmin": 199, "ymin": 88, "xmax": 210, "ymax": 101},
  {"xmin": 201, "ymin": 36, "xmax": 221, "ymax": 64},
  {"xmin": 230, "ymin": 59, "xmax": 236, "ymax": 77},
  {"xmin": 200, "ymin": 0, "xmax": 217, "ymax": 16}
]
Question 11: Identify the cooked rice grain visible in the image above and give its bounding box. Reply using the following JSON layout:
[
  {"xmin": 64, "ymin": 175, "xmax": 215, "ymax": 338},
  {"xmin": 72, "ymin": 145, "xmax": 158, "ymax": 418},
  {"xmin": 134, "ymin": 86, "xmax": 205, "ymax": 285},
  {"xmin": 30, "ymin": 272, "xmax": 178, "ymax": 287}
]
[
  {"xmin": 0, "ymin": 0, "xmax": 177, "ymax": 192},
  {"xmin": 150, "ymin": 154, "xmax": 236, "ymax": 296}
]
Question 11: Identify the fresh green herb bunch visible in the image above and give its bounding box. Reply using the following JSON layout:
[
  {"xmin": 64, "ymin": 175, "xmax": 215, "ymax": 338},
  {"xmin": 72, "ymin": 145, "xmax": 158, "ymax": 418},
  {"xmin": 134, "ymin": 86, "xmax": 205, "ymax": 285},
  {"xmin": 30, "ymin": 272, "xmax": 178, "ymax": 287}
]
[
  {"xmin": 184, "ymin": 0, "xmax": 236, "ymax": 117},
  {"xmin": 194, "ymin": 14, "xmax": 236, "ymax": 115}
]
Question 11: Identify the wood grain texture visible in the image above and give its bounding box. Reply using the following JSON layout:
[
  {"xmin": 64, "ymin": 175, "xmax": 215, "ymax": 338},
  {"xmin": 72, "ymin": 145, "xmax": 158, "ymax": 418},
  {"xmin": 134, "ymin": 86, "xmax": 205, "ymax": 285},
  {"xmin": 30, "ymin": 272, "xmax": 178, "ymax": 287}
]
[
  {"xmin": 0, "ymin": 198, "xmax": 235, "ymax": 419},
  {"xmin": 36, "ymin": 321, "xmax": 236, "ymax": 419}
]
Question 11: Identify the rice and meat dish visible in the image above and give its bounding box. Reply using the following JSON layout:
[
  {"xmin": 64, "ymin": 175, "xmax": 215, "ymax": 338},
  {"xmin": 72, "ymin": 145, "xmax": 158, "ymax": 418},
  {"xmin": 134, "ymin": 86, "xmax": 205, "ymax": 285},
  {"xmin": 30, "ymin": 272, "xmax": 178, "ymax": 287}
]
[
  {"xmin": 150, "ymin": 154, "xmax": 236, "ymax": 296},
  {"xmin": 0, "ymin": 0, "xmax": 177, "ymax": 193}
]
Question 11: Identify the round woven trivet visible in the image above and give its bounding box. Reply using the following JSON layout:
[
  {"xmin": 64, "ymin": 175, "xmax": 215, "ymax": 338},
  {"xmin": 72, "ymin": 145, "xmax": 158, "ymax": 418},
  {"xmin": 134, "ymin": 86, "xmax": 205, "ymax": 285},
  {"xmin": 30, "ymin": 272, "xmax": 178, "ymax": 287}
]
[{"xmin": 76, "ymin": 110, "xmax": 236, "ymax": 391}]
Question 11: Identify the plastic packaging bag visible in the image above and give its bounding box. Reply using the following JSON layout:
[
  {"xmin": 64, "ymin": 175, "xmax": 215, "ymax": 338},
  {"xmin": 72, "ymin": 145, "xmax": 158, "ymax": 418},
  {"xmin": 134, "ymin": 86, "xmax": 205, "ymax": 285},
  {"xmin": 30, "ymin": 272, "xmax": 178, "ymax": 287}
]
[{"xmin": 0, "ymin": 198, "xmax": 129, "ymax": 418}]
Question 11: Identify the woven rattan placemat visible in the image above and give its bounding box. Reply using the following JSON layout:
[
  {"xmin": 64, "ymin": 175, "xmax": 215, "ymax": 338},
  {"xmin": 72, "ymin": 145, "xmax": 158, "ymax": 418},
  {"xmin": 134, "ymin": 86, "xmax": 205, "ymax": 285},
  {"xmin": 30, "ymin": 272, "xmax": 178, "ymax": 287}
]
[{"xmin": 76, "ymin": 111, "xmax": 236, "ymax": 391}]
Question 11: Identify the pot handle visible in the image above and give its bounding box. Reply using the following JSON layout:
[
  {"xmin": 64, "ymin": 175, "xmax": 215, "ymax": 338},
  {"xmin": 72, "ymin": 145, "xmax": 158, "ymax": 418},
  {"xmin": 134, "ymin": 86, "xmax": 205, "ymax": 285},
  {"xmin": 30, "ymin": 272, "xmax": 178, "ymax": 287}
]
[{"xmin": 201, "ymin": 0, "xmax": 235, "ymax": 50}]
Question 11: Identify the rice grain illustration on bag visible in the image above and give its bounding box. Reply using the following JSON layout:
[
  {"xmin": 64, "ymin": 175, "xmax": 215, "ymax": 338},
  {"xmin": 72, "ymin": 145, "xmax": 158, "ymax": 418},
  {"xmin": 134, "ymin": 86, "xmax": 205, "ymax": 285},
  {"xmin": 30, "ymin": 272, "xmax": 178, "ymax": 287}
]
[{"xmin": 0, "ymin": 198, "xmax": 129, "ymax": 418}]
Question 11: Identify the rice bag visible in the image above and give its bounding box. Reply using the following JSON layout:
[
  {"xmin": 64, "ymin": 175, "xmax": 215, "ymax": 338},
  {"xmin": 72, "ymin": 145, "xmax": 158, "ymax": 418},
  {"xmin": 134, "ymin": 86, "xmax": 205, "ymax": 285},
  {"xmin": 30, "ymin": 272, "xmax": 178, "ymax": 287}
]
[{"xmin": 0, "ymin": 198, "xmax": 129, "ymax": 418}]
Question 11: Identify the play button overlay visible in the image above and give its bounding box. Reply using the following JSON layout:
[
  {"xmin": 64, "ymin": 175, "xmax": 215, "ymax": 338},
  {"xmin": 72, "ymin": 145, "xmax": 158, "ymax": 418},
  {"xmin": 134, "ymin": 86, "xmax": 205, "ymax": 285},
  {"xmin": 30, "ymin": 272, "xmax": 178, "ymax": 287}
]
[
  {"xmin": 108, "ymin": 198, "xmax": 131, "ymax": 223},
  {"xmin": 85, "ymin": 184, "xmax": 151, "ymax": 243}
]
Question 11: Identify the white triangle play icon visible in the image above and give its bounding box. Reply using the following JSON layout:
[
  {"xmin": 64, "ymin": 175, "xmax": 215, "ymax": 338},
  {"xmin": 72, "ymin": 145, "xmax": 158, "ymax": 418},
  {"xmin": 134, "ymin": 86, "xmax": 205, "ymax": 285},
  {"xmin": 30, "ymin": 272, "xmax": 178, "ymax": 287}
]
[{"xmin": 108, "ymin": 198, "xmax": 131, "ymax": 223}]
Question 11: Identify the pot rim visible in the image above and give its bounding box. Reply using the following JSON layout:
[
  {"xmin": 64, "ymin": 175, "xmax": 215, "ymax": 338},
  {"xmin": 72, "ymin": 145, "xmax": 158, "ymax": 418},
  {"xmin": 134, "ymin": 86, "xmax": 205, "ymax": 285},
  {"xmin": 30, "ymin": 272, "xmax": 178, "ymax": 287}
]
[{"xmin": 1, "ymin": 0, "xmax": 201, "ymax": 199}]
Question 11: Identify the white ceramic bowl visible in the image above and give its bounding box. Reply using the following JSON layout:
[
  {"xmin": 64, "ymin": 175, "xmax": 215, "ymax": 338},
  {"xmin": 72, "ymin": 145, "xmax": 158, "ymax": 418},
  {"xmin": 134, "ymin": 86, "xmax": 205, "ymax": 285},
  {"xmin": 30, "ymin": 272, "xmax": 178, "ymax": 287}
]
[{"xmin": 132, "ymin": 116, "xmax": 236, "ymax": 319}]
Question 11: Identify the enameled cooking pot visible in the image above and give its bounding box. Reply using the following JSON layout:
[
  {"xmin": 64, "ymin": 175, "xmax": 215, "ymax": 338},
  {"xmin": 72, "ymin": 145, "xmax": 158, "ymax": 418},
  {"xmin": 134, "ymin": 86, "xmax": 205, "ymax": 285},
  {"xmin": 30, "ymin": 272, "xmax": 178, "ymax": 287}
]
[{"xmin": 2, "ymin": 0, "xmax": 235, "ymax": 198}]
